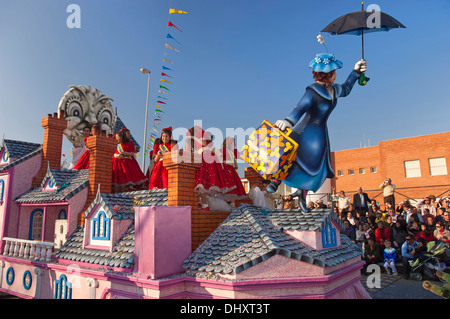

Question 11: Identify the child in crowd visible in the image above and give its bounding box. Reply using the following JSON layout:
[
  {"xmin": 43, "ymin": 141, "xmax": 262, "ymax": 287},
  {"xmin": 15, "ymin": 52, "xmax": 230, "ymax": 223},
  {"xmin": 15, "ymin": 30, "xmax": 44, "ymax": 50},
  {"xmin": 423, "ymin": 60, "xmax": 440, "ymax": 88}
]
[{"xmin": 383, "ymin": 240, "xmax": 398, "ymax": 275}]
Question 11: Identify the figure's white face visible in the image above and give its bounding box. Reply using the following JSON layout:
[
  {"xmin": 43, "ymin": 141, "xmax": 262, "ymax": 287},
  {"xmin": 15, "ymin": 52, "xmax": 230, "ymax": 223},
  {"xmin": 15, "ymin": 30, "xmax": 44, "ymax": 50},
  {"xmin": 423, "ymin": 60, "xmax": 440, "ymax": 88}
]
[{"xmin": 58, "ymin": 86, "xmax": 115, "ymax": 147}]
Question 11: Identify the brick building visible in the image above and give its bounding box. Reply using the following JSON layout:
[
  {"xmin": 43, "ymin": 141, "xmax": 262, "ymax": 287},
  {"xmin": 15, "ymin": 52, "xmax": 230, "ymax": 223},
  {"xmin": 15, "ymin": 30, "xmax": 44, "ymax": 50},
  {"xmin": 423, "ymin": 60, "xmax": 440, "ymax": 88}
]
[{"xmin": 330, "ymin": 131, "xmax": 450, "ymax": 207}]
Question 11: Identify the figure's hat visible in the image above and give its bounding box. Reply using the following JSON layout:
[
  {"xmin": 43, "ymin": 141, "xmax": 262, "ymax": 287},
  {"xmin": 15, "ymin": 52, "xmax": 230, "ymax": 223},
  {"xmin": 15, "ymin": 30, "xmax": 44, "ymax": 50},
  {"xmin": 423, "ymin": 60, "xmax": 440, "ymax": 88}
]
[{"xmin": 309, "ymin": 53, "xmax": 343, "ymax": 73}]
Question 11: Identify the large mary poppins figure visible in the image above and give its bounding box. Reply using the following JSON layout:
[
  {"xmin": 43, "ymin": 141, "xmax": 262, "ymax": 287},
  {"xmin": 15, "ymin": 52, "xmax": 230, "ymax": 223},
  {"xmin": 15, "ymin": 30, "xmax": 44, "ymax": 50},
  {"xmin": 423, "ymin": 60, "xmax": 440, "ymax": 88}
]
[{"xmin": 267, "ymin": 52, "xmax": 367, "ymax": 212}]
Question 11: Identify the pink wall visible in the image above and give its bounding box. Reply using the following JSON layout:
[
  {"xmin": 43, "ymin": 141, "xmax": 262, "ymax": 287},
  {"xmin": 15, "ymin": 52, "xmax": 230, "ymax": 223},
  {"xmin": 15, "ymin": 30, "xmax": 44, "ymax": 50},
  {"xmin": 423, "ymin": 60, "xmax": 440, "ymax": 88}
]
[{"xmin": 134, "ymin": 206, "xmax": 191, "ymax": 279}]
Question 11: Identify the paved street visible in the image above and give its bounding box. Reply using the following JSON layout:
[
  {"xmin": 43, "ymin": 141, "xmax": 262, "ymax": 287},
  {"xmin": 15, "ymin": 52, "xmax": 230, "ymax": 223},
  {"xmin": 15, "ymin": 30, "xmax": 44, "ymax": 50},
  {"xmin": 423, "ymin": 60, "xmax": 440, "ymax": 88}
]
[{"xmin": 361, "ymin": 273, "xmax": 445, "ymax": 299}]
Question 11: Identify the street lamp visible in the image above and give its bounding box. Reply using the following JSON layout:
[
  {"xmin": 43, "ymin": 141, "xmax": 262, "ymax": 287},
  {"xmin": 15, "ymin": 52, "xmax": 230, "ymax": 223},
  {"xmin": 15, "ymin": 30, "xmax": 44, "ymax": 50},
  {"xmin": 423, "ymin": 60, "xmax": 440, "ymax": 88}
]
[{"xmin": 140, "ymin": 68, "xmax": 151, "ymax": 173}]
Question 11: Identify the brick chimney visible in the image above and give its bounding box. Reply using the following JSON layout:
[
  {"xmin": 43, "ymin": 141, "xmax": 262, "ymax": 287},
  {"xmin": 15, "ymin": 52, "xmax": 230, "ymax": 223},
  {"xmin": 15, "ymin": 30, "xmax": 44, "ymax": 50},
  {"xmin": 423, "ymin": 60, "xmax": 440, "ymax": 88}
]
[
  {"xmin": 163, "ymin": 150, "xmax": 235, "ymax": 251},
  {"xmin": 244, "ymin": 166, "xmax": 265, "ymax": 190},
  {"xmin": 32, "ymin": 112, "xmax": 67, "ymax": 188},
  {"xmin": 77, "ymin": 129, "xmax": 117, "ymax": 226}
]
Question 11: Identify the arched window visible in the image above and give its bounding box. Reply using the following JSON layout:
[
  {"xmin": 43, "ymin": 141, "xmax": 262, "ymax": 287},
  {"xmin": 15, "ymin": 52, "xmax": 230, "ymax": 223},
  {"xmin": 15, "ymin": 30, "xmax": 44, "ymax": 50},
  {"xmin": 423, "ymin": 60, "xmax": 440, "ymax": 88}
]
[
  {"xmin": 92, "ymin": 211, "xmax": 110, "ymax": 240},
  {"xmin": 29, "ymin": 209, "xmax": 43, "ymax": 240},
  {"xmin": 58, "ymin": 209, "xmax": 67, "ymax": 219},
  {"xmin": 322, "ymin": 222, "xmax": 337, "ymax": 248},
  {"xmin": 54, "ymin": 274, "xmax": 72, "ymax": 299}
]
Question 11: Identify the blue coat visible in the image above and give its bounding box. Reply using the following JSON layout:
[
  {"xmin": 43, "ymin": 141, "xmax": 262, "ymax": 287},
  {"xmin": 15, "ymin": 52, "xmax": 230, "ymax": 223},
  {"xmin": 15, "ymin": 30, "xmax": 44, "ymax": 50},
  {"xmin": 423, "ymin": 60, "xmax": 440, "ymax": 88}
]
[{"xmin": 283, "ymin": 70, "xmax": 360, "ymax": 192}]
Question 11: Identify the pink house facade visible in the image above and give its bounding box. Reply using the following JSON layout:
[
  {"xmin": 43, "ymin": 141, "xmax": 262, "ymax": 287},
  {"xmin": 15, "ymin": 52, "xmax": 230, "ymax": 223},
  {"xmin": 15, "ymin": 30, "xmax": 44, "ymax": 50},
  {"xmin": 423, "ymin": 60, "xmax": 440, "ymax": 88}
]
[{"xmin": 0, "ymin": 108, "xmax": 370, "ymax": 299}]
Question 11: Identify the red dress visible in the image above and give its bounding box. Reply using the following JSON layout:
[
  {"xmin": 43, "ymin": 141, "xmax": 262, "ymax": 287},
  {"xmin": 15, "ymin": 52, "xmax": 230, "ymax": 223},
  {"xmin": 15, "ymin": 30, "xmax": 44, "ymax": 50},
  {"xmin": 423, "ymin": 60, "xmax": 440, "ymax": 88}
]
[
  {"xmin": 73, "ymin": 137, "xmax": 90, "ymax": 170},
  {"xmin": 148, "ymin": 142, "xmax": 172, "ymax": 190},
  {"xmin": 195, "ymin": 146, "xmax": 246, "ymax": 201},
  {"xmin": 112, "ymin": 141, "xmax": 147, "ymax": 188},
  {"xmin": 219, "ymin": 147, "xmax": 246, "ymax": 198}
]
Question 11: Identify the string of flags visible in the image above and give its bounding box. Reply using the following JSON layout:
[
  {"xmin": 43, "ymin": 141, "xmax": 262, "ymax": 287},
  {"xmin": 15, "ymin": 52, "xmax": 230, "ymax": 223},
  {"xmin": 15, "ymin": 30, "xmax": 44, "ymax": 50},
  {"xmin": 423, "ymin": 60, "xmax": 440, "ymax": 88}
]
[{"xmin": 146, "ymin": 8, "xmax": 188, "ymax": 155}]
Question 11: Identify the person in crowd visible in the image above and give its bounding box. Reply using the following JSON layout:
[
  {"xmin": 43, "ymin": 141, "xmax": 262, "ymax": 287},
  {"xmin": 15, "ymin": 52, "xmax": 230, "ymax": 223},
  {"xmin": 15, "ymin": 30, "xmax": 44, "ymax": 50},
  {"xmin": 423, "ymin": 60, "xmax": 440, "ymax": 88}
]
[
  {"xmin": 390, "ymin": 220, "xmax": 407, "ymax": 253},
  {"xmin": 353, "ymin": 187, "xmax": 371, "ymax": 215},
  {"xmin": 407, "ymin": 214, "xmax": 421, "ymax": 239},
  {"xmin": 434, "ymin": 221, "xmax": 450, "ymax": 244},
  {"xmin": 375, "ymin": 221, "xmax": 390, "ymax": 250},
  {"xmin": 424, "ymin": 215, "xmax": 436, "ymax": 232},
  {"xmin": 275, "ymin": 195, "xmax": 284, "ymax": 210},
  {"xmin": 112, "ymin": 129, "xmax": 147, "ymax": 192},
  {"xmin": 368, "ymin": 200, "xmax": 380, "ymax": 216},
  {"xmin": 383, "ymin": 240, "xmax": 398, "ymax": 276},
  {"xmin": 438, "ymin": 197, "xmax": 449, "ymax": 210},
  {"xmin": 355, "ymin": 223, "xmax": 366, "ymax": 250},
  {"xmin": 284, "ymin": 195, "xmax": 296, "ymax": 209},
  {"xmin": 385, "ymin": 215, "xmax": 395, "ymax": 229},
  {"xmin": 442, "ymin": 210, "xmax": 450, "ymax": 231},
  {"xmin": 337, "ymin": 190, "xmax": 350, "ymax": 215},
  {"xmin": 401, "ymin": 235, "xmax": 420, "ymax": 280},
  {"xmin": 342, "ymin": 220, "xmax": 356, "ymax": 243},
  {"xmin": 356, "ymin": 210, "xmax": 367, "ymax": 225},
  {"xmin": 308, "ymin": 201, "xmax": 315, "ymax": 211},
  {"xmin": 428, "ymin": 194, "xmax": 438, "ymax": 209},
  {"xmin": 346, "ymin": 211, "xmax": 356, "ymax": 226},
  {"xmin": 315, "ymin": 199, "xmax": 327, "ymax": 209},
  {"xmin": 380, "ymin": 178, "xmax": 395, "ymax": 209},
  {"xmin": 435, "ymin": 207, "xmax": 446, "ymax": 223},
  {"xmin": 418, "ymin": 197, "xmax": 437, "ymax": 217},
  {"xmin": 415, "ymin": 222, "xmax": 434, "ymax": 244},
  {"xmin": 375, "ymin": 210, "xmax": 387, "ymax": 224},
  {"xmin": 363, "ymin": 237, "xmax": 381, "ymax": 274},
  {"xmin": 386, "ymin": 207, "xmax": 397, "ymax": 223}
]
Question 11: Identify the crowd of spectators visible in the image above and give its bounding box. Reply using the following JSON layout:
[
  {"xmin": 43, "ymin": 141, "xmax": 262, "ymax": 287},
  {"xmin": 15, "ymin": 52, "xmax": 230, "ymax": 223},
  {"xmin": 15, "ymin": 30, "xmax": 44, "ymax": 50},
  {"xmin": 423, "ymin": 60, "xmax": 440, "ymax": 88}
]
[{"xmin": 335, "ymin": 185, "xmax": 450, "ymax": 280}]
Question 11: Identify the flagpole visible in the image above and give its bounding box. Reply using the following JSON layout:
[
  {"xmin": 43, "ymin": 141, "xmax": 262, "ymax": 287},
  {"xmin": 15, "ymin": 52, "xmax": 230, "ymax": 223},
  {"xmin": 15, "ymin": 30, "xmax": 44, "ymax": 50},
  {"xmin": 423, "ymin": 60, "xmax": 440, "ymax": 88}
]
[{"xmin": 140, "ymin": 68, "xmax": 151, "ymax": 173}]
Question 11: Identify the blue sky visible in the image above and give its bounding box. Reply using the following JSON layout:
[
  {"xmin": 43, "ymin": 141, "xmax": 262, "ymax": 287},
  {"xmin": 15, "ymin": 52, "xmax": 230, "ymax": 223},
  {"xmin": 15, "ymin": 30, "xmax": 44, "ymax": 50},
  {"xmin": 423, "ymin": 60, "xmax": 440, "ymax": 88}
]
[{"xmin": 0, "ymin": 0, "xmax": 449, "ymax": 171}]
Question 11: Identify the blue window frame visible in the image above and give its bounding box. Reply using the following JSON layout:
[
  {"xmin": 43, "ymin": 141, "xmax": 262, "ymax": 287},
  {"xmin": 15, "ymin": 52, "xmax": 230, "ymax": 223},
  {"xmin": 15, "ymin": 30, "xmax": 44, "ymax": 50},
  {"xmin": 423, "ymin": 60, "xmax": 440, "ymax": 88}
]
[
  {"xmin": 23, "ymin": 270, "xmax": 32, "ymax": 290},
  {"xmin": 322, "ymin": 222, "xmax": 337, "ymax": 248},
  {"xmin": 2, "ymin": 151, "xmax": 8, "ymax": 162},
  {"xmin": 58, "ymin": 209, "xmax": 67, "ymax": 219},
  {"xmin": 92, "ymin": 211, "xmax": 110, "ymax": 240},
  {"xmin": 6, "ymin": 267, "xmax": 14, "ymax": 285},
  {"xmin": 0, "ymin": 179, "xmax": 4, "ymax": 201},
  {"xmin": 54, "ymin": 274, "xmax": 72, "ymax": 299},
  {"xmin": 47, "ymin": 178, "xmax": 54, "ymax": 188},
  {"xmin": 29, "ymin": 209, "xmax": 44, "ymax": 240}
]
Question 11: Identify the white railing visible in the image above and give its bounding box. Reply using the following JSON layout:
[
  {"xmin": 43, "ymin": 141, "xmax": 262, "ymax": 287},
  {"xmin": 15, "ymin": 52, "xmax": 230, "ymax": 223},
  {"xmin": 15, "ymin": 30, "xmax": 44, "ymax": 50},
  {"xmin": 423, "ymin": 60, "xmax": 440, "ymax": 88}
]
[{"xmin": 2, "ymin": 237, "xmax": 56, "ymax": 263}]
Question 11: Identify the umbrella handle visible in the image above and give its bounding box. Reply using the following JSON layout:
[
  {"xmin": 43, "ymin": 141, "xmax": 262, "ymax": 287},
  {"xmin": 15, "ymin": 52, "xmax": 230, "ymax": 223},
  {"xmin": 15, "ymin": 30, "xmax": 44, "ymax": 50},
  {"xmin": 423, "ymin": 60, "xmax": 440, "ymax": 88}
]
[{"xmin": 358, "ymin": 74, "xmax": 370, "ymax": 86}]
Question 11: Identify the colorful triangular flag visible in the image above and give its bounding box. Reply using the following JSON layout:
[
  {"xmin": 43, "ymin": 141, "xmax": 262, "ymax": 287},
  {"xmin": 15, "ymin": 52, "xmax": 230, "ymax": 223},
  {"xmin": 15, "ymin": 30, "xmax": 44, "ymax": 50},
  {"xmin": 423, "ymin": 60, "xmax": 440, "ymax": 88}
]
[
  {"xmin": 169, "ymin": 8, "xmax": 188, "ymax": 14},
  {"xmin": 161, "ymin": 73, "xmax": 172, "ymax": 78},
  {"xmin": 163, "ymin": 58, "xmax": 175, "ymax": 65},
  {"xmin": 160, "ymin": 79, "xmax": 172, "ymax": 84},
  {"xmin": 162, "ymin": 66, "xmax": 173, "ymax": 71},
  {"xmin": 165, "ymin": 43, "xmax": 180, "ymax": 53},
  {"xmin": 168, "ymin": 21, "xmax": 183, "ymax": 32},
  {"xmin": 167, "ymin": 33, "xmax": 180, "ymax": 44}
]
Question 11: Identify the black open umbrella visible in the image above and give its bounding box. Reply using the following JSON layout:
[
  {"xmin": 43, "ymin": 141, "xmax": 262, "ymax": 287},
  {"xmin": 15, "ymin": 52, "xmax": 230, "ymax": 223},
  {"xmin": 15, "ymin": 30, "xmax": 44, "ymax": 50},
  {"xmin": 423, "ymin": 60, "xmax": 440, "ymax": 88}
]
[{"xmin": 321, "ymin": 3, "xmax": 406, "ymax": 85}]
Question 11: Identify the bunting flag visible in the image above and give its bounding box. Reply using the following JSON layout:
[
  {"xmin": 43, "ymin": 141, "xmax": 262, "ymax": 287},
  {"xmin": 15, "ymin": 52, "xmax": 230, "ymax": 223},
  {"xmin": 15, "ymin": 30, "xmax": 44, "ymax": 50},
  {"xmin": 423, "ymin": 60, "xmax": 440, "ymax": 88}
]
[
  {"xmin": 169, "ymin": 8, "xmax": 188, "ymax": 14},
  {"xmin": 168, "ymin": 21, "xmax": 183, "ymax": 32},
  {"xmin": 167, "ymin": 33, "xmax": 180, "ymax": 44},
  {"xmin": 147, "ymin": 8, "xmax": 188, "ymax": 152},
  {"xmin": 165, "ymin": 43, "xmax": 180, "ymax": 53},
  {"xmin": 163, "ymin": 58, "xmax": 175, "ymax": 65}
]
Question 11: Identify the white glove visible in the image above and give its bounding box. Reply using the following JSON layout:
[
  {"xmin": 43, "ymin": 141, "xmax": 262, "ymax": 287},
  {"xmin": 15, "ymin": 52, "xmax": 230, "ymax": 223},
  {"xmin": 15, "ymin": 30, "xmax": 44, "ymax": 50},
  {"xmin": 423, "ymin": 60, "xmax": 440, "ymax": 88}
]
[
  {"xmin": 354, "ymin": 59, "xmax": 367, "ymax": 74},
  {"xmin": 274, "ymin": 120, "xmax": 292, "ymax": 132}
]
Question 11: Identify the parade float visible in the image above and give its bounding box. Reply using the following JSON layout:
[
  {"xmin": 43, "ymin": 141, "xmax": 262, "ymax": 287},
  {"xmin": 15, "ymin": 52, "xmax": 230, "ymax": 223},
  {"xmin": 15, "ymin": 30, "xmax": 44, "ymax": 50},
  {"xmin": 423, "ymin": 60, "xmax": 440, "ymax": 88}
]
[
  {"xmin": 0, "ymin": 83, "xmax": 370, "ymax": 299},
  {"xmin": 0, "ymin": 5, "xmax": 411, "ymax": 299}
]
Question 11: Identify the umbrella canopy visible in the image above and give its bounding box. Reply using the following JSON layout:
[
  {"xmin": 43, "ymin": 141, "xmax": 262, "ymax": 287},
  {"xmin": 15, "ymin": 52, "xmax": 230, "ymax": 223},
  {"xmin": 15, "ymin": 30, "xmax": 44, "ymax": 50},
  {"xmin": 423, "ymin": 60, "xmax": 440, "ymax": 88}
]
[{"xmin": 321, "ymin": 10, "xmax": 406, "ymax": 36}]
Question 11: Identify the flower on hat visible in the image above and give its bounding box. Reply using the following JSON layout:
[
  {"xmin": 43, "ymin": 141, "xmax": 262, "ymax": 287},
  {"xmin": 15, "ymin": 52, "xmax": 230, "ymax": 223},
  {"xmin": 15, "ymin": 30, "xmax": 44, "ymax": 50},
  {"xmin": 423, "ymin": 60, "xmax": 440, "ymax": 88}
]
[{"xmin": 317, "ymin": 34, "xmax": 324, "ymax": 44}]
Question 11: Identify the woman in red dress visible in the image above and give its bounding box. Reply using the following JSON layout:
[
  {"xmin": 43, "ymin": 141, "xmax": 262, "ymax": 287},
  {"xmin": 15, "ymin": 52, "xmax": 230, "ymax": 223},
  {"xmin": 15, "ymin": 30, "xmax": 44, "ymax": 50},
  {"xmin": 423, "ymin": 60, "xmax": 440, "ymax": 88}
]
[
  {"xmin": 148, "ymin": 127, "xmax": 173, "ymax": 190},
  {"xmin": 112, "ymin": 129, "xmax": 147, "ymax": 192},
  {"xmin": 73, "ymin": 124, "xmax": 98, "ymax": 170},
  {"xmin": 218, "ymin": 137, "xmax": 246, "ymax": 199},
  {"xmin": 187, "ymin": 127, "xmax": 246, "ymax": 210}
]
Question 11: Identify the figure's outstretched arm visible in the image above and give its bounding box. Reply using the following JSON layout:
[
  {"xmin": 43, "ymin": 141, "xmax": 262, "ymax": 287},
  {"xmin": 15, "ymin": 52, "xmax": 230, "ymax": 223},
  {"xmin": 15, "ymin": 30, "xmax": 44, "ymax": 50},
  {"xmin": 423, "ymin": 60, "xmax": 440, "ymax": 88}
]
[
  {"xmin": 276, "ymin": 89, "xmax": 315, "ymax": 130},
  {"xmin": 337, "ymin": 60, "xmax": 367, "ymax": 97}
]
